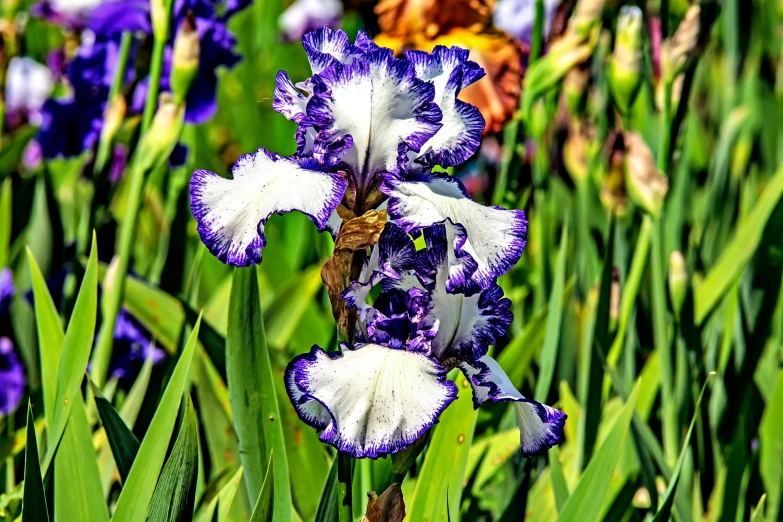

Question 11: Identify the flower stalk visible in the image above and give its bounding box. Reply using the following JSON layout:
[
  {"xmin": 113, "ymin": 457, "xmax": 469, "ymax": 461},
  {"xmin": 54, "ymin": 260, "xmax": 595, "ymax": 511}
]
[{"xmin": 143, "ymin": 0, "xmax": 174, "ymax": 132}]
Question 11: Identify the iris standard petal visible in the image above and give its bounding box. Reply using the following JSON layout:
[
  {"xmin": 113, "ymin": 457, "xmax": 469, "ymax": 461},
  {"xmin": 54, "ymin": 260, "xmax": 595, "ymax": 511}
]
[
  {"xmin": 382, "ymin": 172, "xmax": 527, "ymax": 292},
  {"xmin": 285, "ymin": 344, "xmax": 458, "ymax": 458},
  {"xmin": 417, "ymin": 225, "xmax": 513, "ymax": 361},
  {"xmin": 302, "ymin": 27, "xmax": 363, "ymax": 75},
  {"xmin": 305, "ymin": 45, "xmax": 443, "ymax": 192},
  {"xmin": 404, "ymin": 46, "xmax": 486, "ymax": 168},
  {"xmin": 189, "ymin": 148, "xmax": 347, "ymax": 266},
  {"xmin": 461, "ymin": 356, "xmax": 566, "ymax": 457}
]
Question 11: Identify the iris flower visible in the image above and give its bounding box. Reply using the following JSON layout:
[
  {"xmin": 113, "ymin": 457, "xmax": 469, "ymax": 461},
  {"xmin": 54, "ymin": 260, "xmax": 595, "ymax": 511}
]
[
  {"xmin": 0, "ymin": 337, "xmax": 25, "ymax": 416},
  {"xmin": 278, "ymin": 0, "xmax": 343, "ymax": 43},
  {"xmin": 374, "ymin": 0, "xmax": 525, "ymax": 134},
  {"xmin": 190, "ymin": 28, "xmax": 565, "ymax": 459},
  {"xmin": 286, "ymin": 223, "xmax": 565, "ymax": 458}
]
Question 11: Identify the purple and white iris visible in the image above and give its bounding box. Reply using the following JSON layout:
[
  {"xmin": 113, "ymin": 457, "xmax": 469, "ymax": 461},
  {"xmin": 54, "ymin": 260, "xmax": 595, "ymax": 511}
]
[
  {"xmin": 286, "ymin": 224, "xmax": 565, "ymax": 458},
  {"xmin": 189, "ymin": 28, "xmax": 565, "ymax": 459}
]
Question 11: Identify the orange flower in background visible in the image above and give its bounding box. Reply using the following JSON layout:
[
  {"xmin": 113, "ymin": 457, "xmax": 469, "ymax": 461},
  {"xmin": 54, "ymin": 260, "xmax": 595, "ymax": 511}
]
[{"xmin": 374, "ymin": 0, "xmax": 525, "ymax": 135}]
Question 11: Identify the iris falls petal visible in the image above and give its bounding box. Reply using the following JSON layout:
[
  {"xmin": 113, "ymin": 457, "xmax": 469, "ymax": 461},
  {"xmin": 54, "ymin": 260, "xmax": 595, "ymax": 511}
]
[
  {"xmin": 285, "ymin": 344, "xmax": 458, "ymax": 458},
  {"xmin": 383, "ymin": 172, "xmax": 527, "ymax": 292},
  {"xmin": 190, "ymin": 148, "xmax": 347, "ymax": 266},
  {"xmin": 461, "ymin": 356, "xmax": 566, "ymax": 457}
]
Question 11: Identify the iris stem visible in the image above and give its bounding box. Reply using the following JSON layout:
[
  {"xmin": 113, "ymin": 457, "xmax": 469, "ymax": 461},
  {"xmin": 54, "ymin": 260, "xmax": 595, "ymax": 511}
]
[
  {"xmin": 91, "ymin": 2, "xmax": 174, "ymax": 388},
  {"xmin": 337, "ymin": 451, "xmax": 353, "ymax": 522},
  {"xmin": 94, "ymin": 32, "xmax": 133, "ymax": 175},
  {"xmin": 530, "ymin": 0, "xmax": 546, "ymax": 63}
]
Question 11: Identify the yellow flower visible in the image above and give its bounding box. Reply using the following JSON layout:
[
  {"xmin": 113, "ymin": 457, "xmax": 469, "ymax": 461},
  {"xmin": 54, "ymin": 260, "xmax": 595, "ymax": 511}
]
[{"xmin": 374, "ymin": 0, "xmax": 524, "ymax": 135}]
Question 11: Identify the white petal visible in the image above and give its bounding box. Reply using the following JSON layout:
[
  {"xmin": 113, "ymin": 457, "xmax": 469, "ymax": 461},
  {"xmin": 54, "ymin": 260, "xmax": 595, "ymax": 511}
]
[
  {"xmin": 285, "ymin": 344, "xmax": 458, "ymax": 458},
  {"xmin": 461, "ymin": 356, "xmax": 566, "ymax": 457},
  {"xmin": 190, "ymin": 149, "xmax": 347, "ymax": 266},
  {"xmin": 383, "ymin": 173, "xmax": 527, "ymax": 292}
]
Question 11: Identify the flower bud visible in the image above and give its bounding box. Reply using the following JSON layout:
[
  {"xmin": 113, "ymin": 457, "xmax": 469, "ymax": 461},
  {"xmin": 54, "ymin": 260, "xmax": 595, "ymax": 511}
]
[
  {"xmin": 563, "ymin": 120, "xmax": 591, "ymax": 185},
  {"xmin": 623, "ymin": 132, "xmax": 668, "ymax": 218},
  {"xmin": 608, "ymin": 6, "xmax": 643, "ymax": 114},
  {"xmin": 136, "ymin": 93, "xmax": 185, "ymax": 173},
  {"xmin": 151, "ymin": 0, "xmax": 170, "ymax": 41},
  {"xmin": 171, "ymin": 12, "xmax": 200, "ymax": 104},
  {"xmin": 668, "ymin": 251, "xmax": 687, "ymax": 322},
  {"xmin": 100, "ymin": 94, "xmax": 127, "ymax": 146},
  {"xmin": 661, "ymin": 4, "xmax": 718, "ymax": 81},
  {"xmin": 562, "ymin": 66, "xmax": 589, "ymax": 115},
  {"xmin": 570, "ymin": 0, "xmax": 605, "ymax": 38}
]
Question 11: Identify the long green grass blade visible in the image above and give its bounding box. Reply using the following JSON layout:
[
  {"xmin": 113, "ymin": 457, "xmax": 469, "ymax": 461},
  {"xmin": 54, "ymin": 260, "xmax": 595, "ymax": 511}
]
[
  {"xmin": 147, "ymin": 394, "xmax": 200, "ymax": 522},
  {"xmin": 44, "ymin": 234, "xmax": 98, "ymax": 471},
  {"xmin": 226, "ymin": 266, "xmax": 291, "ymax": 520},
  {"xmin": 88, "ymin": 378, "xmax": 140, "ymax": 483},
  {"xmin": 408, "ymin": 377, "xmax": 478, "ymax": 522},
  {"xmin": 535, "ymin": 224, "xmax": 568, "ymax": 403},
  {"xmin": 314, "ymin": 458, "xmax": 339, "ymax": 522},
  {"xmin": 111, "ymin": 315, "xmax": 201, "ymax": 522},
  {"xmin": 557, "ymin": 382, "xmax": 638, "ymax": 521},
  {"xmin": 22, "ymin": 404, "xmax": 49, "ymax": 522},
  {"xmin": 249, "ymin": 454, "xmax": 275, "ymax": 522},
  {"xmin": 26, "ymin": 248, "xmax": 64, "ymax": 429},
  {"xmin": 54, "ymin": 393, "xmax": 110, "ymax": 522},
  {"xmin": 652, "ymin": 373, "xmax": 715, "ymax": 521}
]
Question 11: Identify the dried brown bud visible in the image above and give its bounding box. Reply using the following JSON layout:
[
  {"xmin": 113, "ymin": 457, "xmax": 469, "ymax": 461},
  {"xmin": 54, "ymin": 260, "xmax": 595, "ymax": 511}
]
[
  {"xmin": 624, "ymin": 132, "xmax": 669, "ymax": 218},
  {"xmin": 361, "ymin": 483, "xmax": 406, "ymax": 522},
  {"xmin": 661, "ymin": 4, "xmax": 719, "ymax": 80}
]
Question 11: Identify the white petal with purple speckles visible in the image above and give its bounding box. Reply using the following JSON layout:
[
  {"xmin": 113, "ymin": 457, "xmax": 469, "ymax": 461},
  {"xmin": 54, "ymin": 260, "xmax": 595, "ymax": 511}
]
[
  {"xmin": 306, "ymin": 49, "xmax": 442, "ymax": 192},
  {"xmin": 383, "ymin": 173, "xmax": 527, "ymax": 293},
  {"xmin": 460, "ymin": 356, "xmax": 566, "ymax": 457},
  {"xmin": 285, "ymin": 344, "xmax": 458, "ymax": 458},
  {"xmin": 189, "ymin": 149, "xmax": 347, "ymax": 266}
]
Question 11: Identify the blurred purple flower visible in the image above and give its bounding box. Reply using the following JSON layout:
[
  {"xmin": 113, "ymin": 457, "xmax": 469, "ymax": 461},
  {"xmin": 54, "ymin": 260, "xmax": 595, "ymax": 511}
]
[
  {"xmin": 493, "ymin": 0, "xmax": 559, "ymax": 46},
  {"xmin": 278, "ymin": 0, "xmax": 342, "ymax": 43},
  {"xmin": 0, "ymin": 337, "xmax": 25, "ymax": 415},
  {"xmin": 108, "ymin": 309, "xmax": 165, "ymax": 379},
  {"xmin": 37, "ymin": 37, "xmax": 122, "ymax": 158},
  {"xmin": 4, "ymin": 57, "xmax": 55, "ymax": 129},
  {"xmin": 0, "ymin": 269, "xmax": 14, "ymax": 314},
  {"xmin": 31, "ymin": 0, "xmax": 104, "ymax": 30}
]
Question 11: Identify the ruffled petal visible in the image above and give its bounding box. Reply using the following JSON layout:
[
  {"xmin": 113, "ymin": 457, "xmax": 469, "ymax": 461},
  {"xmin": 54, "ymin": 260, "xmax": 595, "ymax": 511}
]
[
  {"xmin": 302, "ymin": 27, "xmax": 363, "ymax": 74},
  {"xmin": 382, "ymin": 172, "xmax": 527, "ymax": 292},
  {"xmin": 272, "ymin": 70, "xmax": 311, "ymax": 124},
  {"xmin": 405, "ymin": 46, "xmax": 486, "ymax": 168},
  {"xmin": 417, "ymin": 225, "xmax": 513, "ymax": 361},
  {"xmin": 306, "ymin": 49, "xmax": 442, "ymax": 192},
  {"xmin": 189, "ymin": 148, "xmax": 347, "ymax": 266},
  {"xmin": 460, "ymin": 356, "xmax": 566, "ymax": 457},
  {"xmin": 285, "ymin": 344, "xmax": 458, "ymax": 458}
]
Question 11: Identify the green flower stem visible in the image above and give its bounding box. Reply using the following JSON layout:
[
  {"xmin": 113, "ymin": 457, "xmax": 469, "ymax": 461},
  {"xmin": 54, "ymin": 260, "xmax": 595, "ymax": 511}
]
[
  {"xmin": 149, "ymin": 168, "xmax": 188, "ymax": 285},
  {"xmin": 94, "ymin": 32, "xmax": 133, "ymax": 175},
  {"xmin": 658, "ymin": 80, "xmax": 674, "ymax": 173},
  {"xmin": 530, "ymin": 0, "xmax": 546, "ymax": 63},
  {"xmin": 91, "ymin": 0, "xmax": 173, "ymax": 388},
  {"xmin": 337, "ymin": 452, "xmax": 353, "ymax": 522}
]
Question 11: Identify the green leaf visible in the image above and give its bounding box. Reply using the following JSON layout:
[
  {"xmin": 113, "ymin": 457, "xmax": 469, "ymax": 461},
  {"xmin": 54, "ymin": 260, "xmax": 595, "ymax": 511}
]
[
  {"xmin": 314, "ymin": 458, "xmax": 339, "ymax": 522},
  {"xmin": 89, "ymin": 378, "xmax": 141, "ymax": 483},
  {"xmin": 758, "ymin": 369, "xmax": 783, "ymax": 522},
  {"xmin": 22, "ymin": 403, "xmax": 49, "ymax": 522},
  {"xmin": 147, "ymin": 394, "xmax": 200, "ymax": 522},
  {"xmin": 652, "ymin": 374, "xmax": 714, "ymax": 522},
  {"xmin": 0, "ymin": 125, "xmax": 37, "ymax": 176},
  {"xmin": 549, "ymin": 446, "xmax": 569, "ymax": 512},
  {"xmin": 535, "ymin": 224, "xmax": 568, "ymax": 402},
  {"xmin": 408, "ymin": 376, "xmax": 478, "ymax": 522},
  {"xmin": 111, "ymin": 315, "xmax": 201, "ymax": 522},
  {"xmin": 216, "ymin": 466, "xmax": 246, "ymax": 522},
  {"xmin": 249, "ymin": 454, "xmax": 275, "ymax": 522},
  {"xmin": 0, "ymin": 177, "xmax": 12, "ymax": 269},
  {"xmin": 43, "ymin": 234, "xmax": 99, "ymax": 472},
  {"xmin": 226, "ymin": 266, "xmax": 292, "ymax": 519},
  {"xmin": 54, "ymin": 393, "xmax": 110, "ymax": 522},
  {"xmin": 695, "ymin": 165, "xmax": 783, "ymax": 324},
  {"xmin": 557, "ymin": 381, "xmax": 638, "ymax": 522},
  {"xmin": 27, "ymin": 247, "xmax": 65, "ymax": 429}
]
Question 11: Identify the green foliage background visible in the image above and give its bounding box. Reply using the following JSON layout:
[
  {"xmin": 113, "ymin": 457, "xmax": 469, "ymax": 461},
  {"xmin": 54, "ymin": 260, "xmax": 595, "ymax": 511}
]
[{"xmin": 1, "ymin": 0, "xmax": 782, "ymax": 521}]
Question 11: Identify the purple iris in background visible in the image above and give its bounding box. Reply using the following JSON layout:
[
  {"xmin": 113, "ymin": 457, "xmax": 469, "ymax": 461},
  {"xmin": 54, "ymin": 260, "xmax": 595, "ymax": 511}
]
[
  {"xmin": 278, "ymin": 0, "xmax": 342, "ymax": 43},
  {"xmin": 4, "ymin": 57, "xmax": 55, "ymax": 130},
  {"xmin": 0, "ymin": 337, "xmax": 25, "ymax": 415},
  {"xmin": 108, "ymin": 309, "xmax": 165, "ymax": 379},
  {"xmin": 493, "ymin": 0, "xmax": 559, "ymax": 46},
  {"xmin": 190, "ymin": 29, "xmax": 565, "ymax": 459},
  {"xmin": 0, "ymin": 269, "xmax": 14, "ymax": 314},
  {"xmin": 90, "ymin": 0, "xmax": 251, "ymax": 124},
  {"xmin": 31, "ymin": 0, "xmax": 103, "ymax": 30}
]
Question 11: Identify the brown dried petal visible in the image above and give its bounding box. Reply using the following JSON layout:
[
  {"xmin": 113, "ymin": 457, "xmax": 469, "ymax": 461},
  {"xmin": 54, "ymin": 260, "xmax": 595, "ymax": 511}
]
[
  {"xmin": 361, "ymin": 483, "xmax": 406, "ymax": 522},
  {"xmin": 334, "ymin": 210, "xmax": 388, "ymax": 251},
  {"xmin": 375, "ymin": 0, "xmax": 494, "ymax": 39}
]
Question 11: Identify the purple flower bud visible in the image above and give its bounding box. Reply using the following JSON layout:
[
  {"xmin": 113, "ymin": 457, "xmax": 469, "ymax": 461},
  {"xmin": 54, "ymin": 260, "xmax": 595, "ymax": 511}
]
[{"xmin": 0, "ymin": 337, "xmax": 25, "ymax": 415}]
